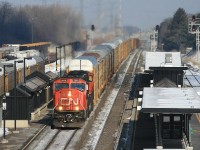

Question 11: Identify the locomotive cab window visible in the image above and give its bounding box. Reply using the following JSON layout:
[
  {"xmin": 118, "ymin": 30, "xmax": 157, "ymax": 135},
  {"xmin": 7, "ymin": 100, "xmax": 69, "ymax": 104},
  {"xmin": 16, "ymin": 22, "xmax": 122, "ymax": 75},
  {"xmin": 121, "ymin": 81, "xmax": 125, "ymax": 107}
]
[
  {"xmin": 89, "ymin": 75, "xmax": 93, "ymax": 81},
  {"xmin": 55, "ymin": 83, "xmax": 69, "ymax": 91},
  {"xmin": 71, "ymin": 83, "xmax": 85, "ymax": 91}
]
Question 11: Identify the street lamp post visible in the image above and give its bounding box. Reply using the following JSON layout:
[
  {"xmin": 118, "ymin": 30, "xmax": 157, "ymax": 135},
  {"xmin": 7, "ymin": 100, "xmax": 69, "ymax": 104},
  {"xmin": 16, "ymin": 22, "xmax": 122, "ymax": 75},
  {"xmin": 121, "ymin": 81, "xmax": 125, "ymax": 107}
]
[
  {"xmin": 56, "ymin": 46, "xmax": 62, "ymax": 76},
  {"xmin": 31, "ymin": 18, "xmax": 34, "ymax": 43},
  {"xmin": 60, "ymin": 47, "xmax": 62, "ymax": 77},
  {"xmin": 56, "ymin": 47, "xmax": 58, "ymax": 72},
  {"xmin": 1, "ymin": 64, "xmax": 13, "ymax": 143},
  {"xmin": 24, "ymin": 57, "xmax": 32, "ymax": 83},
  {"xmin": 13, "ymin": 60, "xmax": 23, "ymax": 133}
]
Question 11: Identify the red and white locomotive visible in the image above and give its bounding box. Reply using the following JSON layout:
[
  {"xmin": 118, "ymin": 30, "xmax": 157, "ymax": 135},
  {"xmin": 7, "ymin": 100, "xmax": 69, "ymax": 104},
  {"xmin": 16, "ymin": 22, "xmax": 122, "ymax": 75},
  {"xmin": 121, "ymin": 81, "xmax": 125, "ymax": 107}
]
[
  {"xmin": 52, "ymin": 70, "xmax": 94, "ymax": 128},
  {"xmin": 51, "ymin": 38, "xmax": 139, "ymax": 128}
]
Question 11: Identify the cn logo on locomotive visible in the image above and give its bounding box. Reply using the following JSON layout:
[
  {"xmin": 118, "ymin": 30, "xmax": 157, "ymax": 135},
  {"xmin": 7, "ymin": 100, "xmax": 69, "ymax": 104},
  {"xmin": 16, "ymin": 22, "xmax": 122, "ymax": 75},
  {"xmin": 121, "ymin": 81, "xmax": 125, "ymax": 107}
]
[{"xmin": 61, "ymin": 98, "xmax": 79, "ymax": 106}]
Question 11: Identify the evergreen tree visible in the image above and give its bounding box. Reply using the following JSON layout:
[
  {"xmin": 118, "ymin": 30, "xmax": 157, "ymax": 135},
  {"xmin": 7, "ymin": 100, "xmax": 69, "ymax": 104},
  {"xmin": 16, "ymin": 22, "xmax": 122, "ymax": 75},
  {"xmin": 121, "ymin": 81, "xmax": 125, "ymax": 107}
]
[{"xmin": 159, "ymin": 8, "xmax": 195, "ymax": 51}]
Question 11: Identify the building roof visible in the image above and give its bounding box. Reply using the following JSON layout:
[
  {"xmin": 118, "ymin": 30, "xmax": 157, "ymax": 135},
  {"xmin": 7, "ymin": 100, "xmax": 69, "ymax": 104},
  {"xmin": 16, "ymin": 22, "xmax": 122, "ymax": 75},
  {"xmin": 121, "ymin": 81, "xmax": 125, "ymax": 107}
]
[
  {"xmin": 24, "ymin": 77, "xmax": 47, "ymax": 92},
  {"xmin": 145, "ymin": 52, "xmax": 182, "ymax": 70},
  {"xmin": 142, "ymin": 87, "xmax": 200, "ymax": 113},
  {"xmin": 26, "ymin": 71, "xmax": 58, "ymax": 84},
  {"xmin": 185, "ymin": 75, "xmax": 200, "ymax": 87},
  {"xmin": 20, "ymin": 42, "xmax": 51, "ymax": 47},
  {"xmin": 46, "ymin": 71, "xmax": 59, "ymax": 81},
  {"xmin": 193, "ymin": 87, "xmax": 200, "ymax": 96}
]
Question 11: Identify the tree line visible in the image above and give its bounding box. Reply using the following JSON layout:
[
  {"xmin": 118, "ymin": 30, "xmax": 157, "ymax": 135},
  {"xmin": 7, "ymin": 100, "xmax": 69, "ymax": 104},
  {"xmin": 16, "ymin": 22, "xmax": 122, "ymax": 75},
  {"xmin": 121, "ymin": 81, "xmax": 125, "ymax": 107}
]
[
  {"xmin": 158, "ymin": 8, "xmax": 200, "ymax": 51},
  {"xmin": 0, "ymin": 2, "xmax": 82, "ymax": 45}
]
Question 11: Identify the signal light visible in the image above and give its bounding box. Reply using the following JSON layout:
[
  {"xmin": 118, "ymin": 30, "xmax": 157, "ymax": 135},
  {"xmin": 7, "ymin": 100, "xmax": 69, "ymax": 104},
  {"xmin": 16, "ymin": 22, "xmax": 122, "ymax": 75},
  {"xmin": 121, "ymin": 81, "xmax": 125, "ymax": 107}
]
[
  {"xmin": 192, "ymin": 25, "xmax": 196, "ymax": 31},
  {"xmin": 192, "ymin": 15, "xmax": 196, "ymax": 22},
  {"xmin": 155, "ymin": 25, "xmax": 159, "ymax": 31},
  {"xmin": 91, "ymin": 24, "xmax": 95, "ymax": 31}
]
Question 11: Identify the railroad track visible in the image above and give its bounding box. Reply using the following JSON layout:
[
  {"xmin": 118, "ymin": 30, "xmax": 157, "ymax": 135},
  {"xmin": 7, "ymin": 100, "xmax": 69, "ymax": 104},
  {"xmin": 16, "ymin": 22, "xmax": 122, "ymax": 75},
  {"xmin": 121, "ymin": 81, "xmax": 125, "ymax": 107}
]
[
  {"xmin": 114, "ymin": 50, "xmax": 143, "ymax": 149},
  {"xmin": 21, "ymin": 121, "xmax": 77, "ymax": 150},
  {"xmin": 79, "ymin": 49, "xmax": 143, "ymax": 150},
  {"xmin": 97, "ymin": 50, "xmax": 143, "ymax": 150},
  {"xmin": 44, "ymin": 129, "xmax": 77, "ymax": 150}
]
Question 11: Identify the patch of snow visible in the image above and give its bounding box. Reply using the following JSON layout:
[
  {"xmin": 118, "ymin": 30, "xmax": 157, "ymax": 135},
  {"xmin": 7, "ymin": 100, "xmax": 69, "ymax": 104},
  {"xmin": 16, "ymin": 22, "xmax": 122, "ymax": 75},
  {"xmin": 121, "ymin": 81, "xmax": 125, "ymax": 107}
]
[{"xmin": 0, "ymin": 128, "xmax": 11, "ymax": 138}]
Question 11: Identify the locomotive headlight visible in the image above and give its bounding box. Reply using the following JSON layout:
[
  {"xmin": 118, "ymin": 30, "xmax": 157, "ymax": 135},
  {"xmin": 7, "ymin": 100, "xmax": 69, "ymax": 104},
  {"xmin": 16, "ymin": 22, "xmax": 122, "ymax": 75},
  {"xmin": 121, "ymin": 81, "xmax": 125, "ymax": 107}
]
[
  {"xmin": 68, "ymin": 91, "xmax": 72, "ymax": 97},
  {"xmin": 58, "ymin": 106, "xmax": 63, "ymax": 111},
  {"xmin": 75, "ymin": 106, "xmax": 79, "ymax": 111}
]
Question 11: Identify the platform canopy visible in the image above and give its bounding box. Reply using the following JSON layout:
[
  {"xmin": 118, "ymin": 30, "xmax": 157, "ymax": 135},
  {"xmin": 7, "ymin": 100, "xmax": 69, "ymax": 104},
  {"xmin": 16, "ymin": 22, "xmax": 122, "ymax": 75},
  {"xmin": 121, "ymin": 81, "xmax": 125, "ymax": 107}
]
[
  {"xmin": 141, "ymin": 87, "xmax": 200, "ymax": 113},
  {"xmin": 145, "ymin": 52, "xmax": 182, "ymax": 71}
]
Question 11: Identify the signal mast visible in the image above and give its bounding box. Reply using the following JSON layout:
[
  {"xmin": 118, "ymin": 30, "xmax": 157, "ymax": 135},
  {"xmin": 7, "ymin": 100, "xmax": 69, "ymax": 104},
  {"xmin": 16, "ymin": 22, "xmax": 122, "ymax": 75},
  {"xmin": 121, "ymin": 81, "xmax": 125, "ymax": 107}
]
[
  {"xmin": 150, "ymin": 25, "xmax": 159, "ymax": 52},
  {"xmin": 188, "ymin": 15, "xmax": 200, "ymax": 61}
]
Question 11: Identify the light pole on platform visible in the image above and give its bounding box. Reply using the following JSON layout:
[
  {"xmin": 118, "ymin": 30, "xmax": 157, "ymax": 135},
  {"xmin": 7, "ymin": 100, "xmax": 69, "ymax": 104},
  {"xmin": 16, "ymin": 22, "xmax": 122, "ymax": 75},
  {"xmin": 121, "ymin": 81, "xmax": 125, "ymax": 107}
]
[
  {"xmin": 1, "ymin": 64, "xmax": 13, "ymax": 143},
  {"xmin": 13, "ymin": 60, "xmax": 23, "ymax": 133}
]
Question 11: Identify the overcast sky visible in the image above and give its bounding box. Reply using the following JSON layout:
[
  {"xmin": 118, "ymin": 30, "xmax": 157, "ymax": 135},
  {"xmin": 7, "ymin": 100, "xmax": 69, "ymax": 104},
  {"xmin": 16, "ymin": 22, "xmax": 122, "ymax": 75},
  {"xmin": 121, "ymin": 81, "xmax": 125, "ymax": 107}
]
[{"xmin": 5, "ymin": 0, "xmax": 200, "ymax": 30}]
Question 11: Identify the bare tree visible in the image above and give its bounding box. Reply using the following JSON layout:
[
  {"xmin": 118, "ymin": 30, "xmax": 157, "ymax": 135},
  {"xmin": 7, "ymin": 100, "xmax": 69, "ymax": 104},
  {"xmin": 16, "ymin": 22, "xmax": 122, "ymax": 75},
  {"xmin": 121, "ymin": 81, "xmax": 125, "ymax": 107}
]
[{"xmin": 0, "ymin": 2, "xmax": 82, "ymax": 45}]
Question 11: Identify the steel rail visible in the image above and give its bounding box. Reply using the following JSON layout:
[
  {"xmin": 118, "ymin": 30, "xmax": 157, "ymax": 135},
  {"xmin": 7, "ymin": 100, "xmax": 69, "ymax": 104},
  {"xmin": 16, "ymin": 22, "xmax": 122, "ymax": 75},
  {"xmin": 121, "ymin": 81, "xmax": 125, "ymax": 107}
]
[{"xmin": 21, "ymin": 124, "xmax": 48, "ymax": 150}]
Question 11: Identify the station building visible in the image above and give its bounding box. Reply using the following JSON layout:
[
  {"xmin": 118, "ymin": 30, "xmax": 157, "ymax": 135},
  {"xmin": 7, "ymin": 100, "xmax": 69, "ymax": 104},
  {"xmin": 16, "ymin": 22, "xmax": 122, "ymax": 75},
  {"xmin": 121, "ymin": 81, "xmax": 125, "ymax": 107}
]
[{"xmin": 138, "ymin": 52, "xmax": 200, "ymax": 149}]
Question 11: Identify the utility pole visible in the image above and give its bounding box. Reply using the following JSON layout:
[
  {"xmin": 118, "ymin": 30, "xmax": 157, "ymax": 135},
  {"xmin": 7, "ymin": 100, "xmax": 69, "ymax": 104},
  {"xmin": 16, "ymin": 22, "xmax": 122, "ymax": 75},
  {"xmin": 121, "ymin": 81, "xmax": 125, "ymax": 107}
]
[{"xmin": 188, "ymin": 15, "xmax": 200, "ymax": 61}]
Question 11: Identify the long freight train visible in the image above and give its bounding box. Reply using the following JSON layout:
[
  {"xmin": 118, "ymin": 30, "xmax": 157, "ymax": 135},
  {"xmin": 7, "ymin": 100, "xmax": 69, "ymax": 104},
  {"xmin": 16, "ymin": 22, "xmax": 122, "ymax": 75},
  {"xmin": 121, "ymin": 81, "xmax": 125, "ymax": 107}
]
[{"xmin": 51, "ymin": 37, "xmax": 139, "ymax": 128}]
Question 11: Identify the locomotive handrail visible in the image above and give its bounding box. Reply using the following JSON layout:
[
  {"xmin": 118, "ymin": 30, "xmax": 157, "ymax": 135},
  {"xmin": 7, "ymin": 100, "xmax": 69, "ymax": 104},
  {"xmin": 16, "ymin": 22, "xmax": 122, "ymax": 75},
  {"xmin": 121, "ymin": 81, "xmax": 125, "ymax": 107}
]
[
  {"xmin": 52, "ymin": 101, "xmax": 59, "ymax": 116},
  {"xmin": 79, "ymin": 101, "xmax": 86, "ymax": 111}
]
